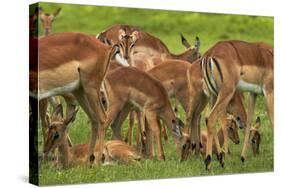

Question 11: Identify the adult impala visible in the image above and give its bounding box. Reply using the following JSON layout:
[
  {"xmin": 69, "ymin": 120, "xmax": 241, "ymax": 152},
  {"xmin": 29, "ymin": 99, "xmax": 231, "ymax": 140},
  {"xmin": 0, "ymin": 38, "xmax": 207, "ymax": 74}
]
[
  {"xmin": 199, "ymin": 40, "xmax": 273, "ymax": 170},
  {"xmin": 30, "ymin": 32, "xmax": 121, "ymax": 165},
  {"xmin": 97, "ymin": 24, "xmax": 200, "ymax": 66},
  {"xmin": 182, "ymin": 57, "xmax": 247, "ymax": 168}
]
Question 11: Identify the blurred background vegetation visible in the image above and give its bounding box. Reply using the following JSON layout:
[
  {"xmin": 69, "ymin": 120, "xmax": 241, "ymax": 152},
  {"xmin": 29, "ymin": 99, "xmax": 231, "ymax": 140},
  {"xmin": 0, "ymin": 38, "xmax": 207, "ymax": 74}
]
[
  {"xmin": 31, "ymin": 2, "xmax": 273, "ymax": 53},
  {"xmin": 31, "ymin": 2, "xmax": 274, "ymax": 185}
]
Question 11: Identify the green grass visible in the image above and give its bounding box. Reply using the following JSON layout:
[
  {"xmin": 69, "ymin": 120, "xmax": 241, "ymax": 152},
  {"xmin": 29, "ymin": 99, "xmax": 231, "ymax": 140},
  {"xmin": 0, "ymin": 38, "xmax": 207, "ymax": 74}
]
[{"xmin": 33, "ymin": 2, "xmax": 274, "ymax": 186}]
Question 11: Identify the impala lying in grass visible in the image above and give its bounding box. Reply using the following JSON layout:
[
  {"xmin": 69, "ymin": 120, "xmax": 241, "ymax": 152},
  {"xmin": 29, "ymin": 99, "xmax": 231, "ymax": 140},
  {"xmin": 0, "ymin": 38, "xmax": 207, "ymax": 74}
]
[{"xmin": 43, "ymin": 105, "xmax": 141, "ymax": 168}]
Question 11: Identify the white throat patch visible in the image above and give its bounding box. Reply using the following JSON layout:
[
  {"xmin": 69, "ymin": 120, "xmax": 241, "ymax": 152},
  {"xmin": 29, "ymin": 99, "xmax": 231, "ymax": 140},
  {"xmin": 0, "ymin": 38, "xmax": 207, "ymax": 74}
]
[{"xmin": 115, "ymin": 53, "xmax": 129, "ymax": 66}]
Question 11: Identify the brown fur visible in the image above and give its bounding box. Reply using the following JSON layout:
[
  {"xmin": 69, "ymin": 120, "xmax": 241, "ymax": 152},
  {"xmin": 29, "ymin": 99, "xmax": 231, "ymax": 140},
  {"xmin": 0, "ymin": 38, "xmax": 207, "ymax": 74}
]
[
  {"xmin": 97, "ymin": 24, "xmax": 200, "ymax": 64},
  {"xmin": 182, "ymin": 58, "xmax": 247, "ymax": 162},
  {"xmin": 199, "ymin": 40, "xmax": 273, "ymax": 169},
  {"xmin": 104, "ymin": 67, "xmax": 182, "ymax": 160},
  {"xmin": 43, "ymin": 105, "xmax": 140, "ymax": 168},
  {"xmin": 33, "ymin": 32, "xmax": 118, "ymax": 165}
]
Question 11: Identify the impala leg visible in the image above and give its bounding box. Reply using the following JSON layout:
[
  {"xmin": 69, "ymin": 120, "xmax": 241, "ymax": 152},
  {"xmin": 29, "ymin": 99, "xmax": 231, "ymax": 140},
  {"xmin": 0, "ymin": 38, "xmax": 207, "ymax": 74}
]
[
  {"xmin": 144, "ymin": 117, "xmax": 153, "ymax": 159},
  {"xmin": 136, "ymin": 111, "xmax": 146, "ymax": 154},
  {"xmin": 192, "ymin": 95, "xmax": 208, "ymax": 155},
  {"xmin": 146, "ymin": 112, "xmax": 165, "ymax": 160},
  {"xmin": 111, "ymin": 105, "xmax": 131, "ymax": 140},
  {"xmin": 64, "ymin": 95, "xmax": 77, "ymax": 147},
  {"xmin": 205, "ymin": 89, "xmax": 235, "ymax": 170},
  {"xmin": 241, "ymin": 93, "xmax": 257, "ymax": 162},
  {"xmin": 219, "ymin": 112, "xmax": 229, "ymax": 154},
  {"xmin": 126, "ymin": 111, "xmax": 135, "ymax": 145},
  {"xmin": 264, "ymin": 81, "xmax": 274, "ymax": 129},
  {"xmin": 160, "ymin": 119, "xmax": 169, "ymax": 144},
  {"xmin": 72, "ymin": 90, "xmax": 98, "ymax": 165}
]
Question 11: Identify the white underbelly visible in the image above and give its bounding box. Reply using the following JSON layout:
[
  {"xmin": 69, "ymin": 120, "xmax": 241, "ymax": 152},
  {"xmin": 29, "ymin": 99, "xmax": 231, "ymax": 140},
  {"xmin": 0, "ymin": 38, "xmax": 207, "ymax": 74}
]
[
  {"xmin": 237, "ymin": 79, "xmax": 263, "ymax": 94},
  {"xmin": 39, "ymin": 80, "xmax": 80, "ymax": 100}
]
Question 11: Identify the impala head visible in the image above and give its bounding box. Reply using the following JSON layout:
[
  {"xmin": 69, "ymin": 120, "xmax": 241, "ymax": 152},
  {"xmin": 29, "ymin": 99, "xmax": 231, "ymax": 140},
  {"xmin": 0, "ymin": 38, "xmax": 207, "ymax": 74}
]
[
  {"xmin": 227, "ymin": 92, "xmax": 246, "ymax": 129},
  {"xmin": 43, "ymin": 104, "xmax": 78, "ymax": 157},
  {"xmin": 180, "ymin": 34, "xmax": 201, "ymax": 62},
  {"xmin": 118, "ymin": 27, "xmax": 139, "ymax": 60},
  {"xmin": 39, "ymin": 7, "xmax": 61, "ymax": 36},
  {"xmin": 179, "ymin": 134, "xmax": 191, "ymax": 162},
  {"xmin": 249, "ymin": 117, "xmax": 261, "ymax": 156},
  {"xmin": 226, "ymin": 116, "xmax": 240, "ymax": 144}
]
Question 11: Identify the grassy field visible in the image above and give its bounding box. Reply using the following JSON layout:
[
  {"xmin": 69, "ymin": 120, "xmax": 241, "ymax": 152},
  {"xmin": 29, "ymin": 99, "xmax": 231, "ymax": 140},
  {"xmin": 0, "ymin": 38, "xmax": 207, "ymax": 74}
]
[{"xmin": 33, "ymin": 2, "xmax": 274, "ymax": 186}]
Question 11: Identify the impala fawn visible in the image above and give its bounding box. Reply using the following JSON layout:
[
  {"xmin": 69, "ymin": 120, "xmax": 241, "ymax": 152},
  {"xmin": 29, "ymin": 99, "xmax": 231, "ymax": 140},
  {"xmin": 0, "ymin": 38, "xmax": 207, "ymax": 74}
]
[{"xmin": 43, "ymin": 105, "xmax": 141, "ymax": 168}]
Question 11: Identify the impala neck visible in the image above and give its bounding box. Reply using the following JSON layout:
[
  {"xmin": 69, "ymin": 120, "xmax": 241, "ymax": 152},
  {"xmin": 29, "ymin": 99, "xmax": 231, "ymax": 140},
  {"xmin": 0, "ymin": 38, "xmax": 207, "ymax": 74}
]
[{"xmin": 170, "ymin": 50, "xmax": 194, "ymax": 62}]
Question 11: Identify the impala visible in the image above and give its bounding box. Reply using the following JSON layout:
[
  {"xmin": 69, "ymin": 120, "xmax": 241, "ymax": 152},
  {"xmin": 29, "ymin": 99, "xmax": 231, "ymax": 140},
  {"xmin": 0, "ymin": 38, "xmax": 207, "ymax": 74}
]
[
  {"xmin": 39, "ymin": 7, "xmax": 61, "ymax": 36},
  {"xmin": 102, "ymin": 66, "xmax": 182, "ymax": 160},
  {"xmin": 30, "ymin": 32, "xmax": 121, "ymax": 165},
  {"xmin": 183, "ymin": 58, "xmax": 247, "ymax": 168},
  {"xmin": 43, "ymin": 105, "xmax": 141, "ymax": 168},
  {"xmin": 199, "ymin": 40, "xmax": 273, "ymax": 170},
  {"xmin": 97, "ymin": 24, "xmax": 200, "ymax": 66}
]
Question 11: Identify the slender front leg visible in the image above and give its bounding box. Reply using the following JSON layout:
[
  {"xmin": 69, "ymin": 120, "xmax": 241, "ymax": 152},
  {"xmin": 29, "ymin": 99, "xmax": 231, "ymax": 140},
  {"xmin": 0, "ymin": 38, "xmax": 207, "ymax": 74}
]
[
  {"xmin": 146, "ymin": 112, "xmax": 165, "ymax": 160},
  {"xmin": 219, "ymin": 112, "xmax": 229, "ymax": 154},
  {"xmin": 126, "ymin": 111, "xmax": 135, "ymax": 145},
  {"xmin": 241, "ymin": 93, "xmax": 257, "ymax": 162},
  {"xmin": 72, "ymin": 90, "xmax": 98, "ymax": 165}
]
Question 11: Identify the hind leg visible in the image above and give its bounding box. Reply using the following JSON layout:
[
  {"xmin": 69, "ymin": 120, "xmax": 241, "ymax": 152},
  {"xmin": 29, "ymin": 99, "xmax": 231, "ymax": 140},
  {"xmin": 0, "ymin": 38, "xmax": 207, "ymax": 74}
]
[
  {"xmin": 205, "ymin": 88, "xmax": 235, "ymax": 170},
  {"xmin": 241, "ymin": 93, "xmax": 257, "ymax": 162}
]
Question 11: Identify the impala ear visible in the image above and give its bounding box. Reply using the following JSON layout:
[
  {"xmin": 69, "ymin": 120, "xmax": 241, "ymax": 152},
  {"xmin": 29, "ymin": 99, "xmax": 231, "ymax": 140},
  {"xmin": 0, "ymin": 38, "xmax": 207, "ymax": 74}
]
[
  {"xmin": 52, "ymin": 104, "xmax": 63, "ymax": 120},
  {"xmin": 195, "ymin": 36, "xmax": 200, "ymax": 52},
  {"xmin": 254, "ymin": 117, "xmax": 261, "ymax": 129},
  {"xmin": 63, "ymin": 108, "xmax": 79, "ymax": 129},
  {"xmin": 53, "ymin": 8, "xmax": 61, "ymax": 17},
  {"xmin": 179, "ymin": 33, "xmax": 191, "ymax": 48},
  {"xmin": 131, "ymin": 30, "xmax": 139, "ymax": 43},
  {"xmin": 118, "ymin": 29, "xmax": 126, "ymax": 41}
]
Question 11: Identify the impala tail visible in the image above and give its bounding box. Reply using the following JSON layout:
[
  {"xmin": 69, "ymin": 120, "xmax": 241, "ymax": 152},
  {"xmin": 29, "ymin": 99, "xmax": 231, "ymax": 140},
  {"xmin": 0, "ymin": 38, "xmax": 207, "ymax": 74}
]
[{"xmin": 200, "ymin": 56, "xmax": 223, "ymax": 97}]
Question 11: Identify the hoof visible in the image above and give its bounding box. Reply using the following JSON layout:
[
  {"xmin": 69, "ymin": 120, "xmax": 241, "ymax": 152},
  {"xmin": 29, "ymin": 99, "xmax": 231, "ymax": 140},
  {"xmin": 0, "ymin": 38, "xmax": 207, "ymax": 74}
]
[
  {"xmin": 218, "ymin": 152, "xmax": 225, "ymax": 168},
  {"xmin": 204, "ymin": 155, "xmax": 212, "ymax": 171},
  {"xmin": 89, "ymin": 154, "xmax": 95, "ymax": 163},
  {"xmin": 159, "ymin": 155, "xmax": 166, "ymax": 161},
  {"xmin": 191, "ymin": 143, "xmax": 196, "ymax": 150},
  {"xmin": 241, "ymin": 156, "xmax": 245, "ymax": 163}
]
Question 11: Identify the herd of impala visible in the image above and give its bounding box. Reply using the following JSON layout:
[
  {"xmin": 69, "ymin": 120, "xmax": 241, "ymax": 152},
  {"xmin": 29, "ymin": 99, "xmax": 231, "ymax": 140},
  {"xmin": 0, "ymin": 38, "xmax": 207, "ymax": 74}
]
[{"xmin": 29, "ymin": 7, "xmax": 273, "ymax": 170}]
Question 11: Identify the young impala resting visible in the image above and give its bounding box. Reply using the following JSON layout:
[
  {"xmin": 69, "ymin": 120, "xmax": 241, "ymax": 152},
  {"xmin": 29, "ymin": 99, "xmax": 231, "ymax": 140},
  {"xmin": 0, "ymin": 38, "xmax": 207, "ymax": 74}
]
[
  {"xmin": 102, "ymin": 66, "xmax": 183, "ymax": 160},
  {"xmin": 249, "ymin": 117, "xmax": 262, "ymax": 157},
  {"xmin": 181, "ymin": 115, "xmax": 240, "ymax": 161},
  {"xmin": 43, "ymin": 105, "xmax": 141, "ymax": 168},
  {"xmin": 198, "ymin": 40, "xmax": 273, "ymax": 170},
  {"xmin": 30, "ymin": 32, "xmax": 121, "ymax": 165}
]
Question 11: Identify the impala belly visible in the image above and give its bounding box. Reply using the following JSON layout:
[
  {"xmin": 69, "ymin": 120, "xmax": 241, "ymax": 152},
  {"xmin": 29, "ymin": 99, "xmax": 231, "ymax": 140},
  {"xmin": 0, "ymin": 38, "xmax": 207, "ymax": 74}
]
[
  {"xmin": 237, "ymin": 65, "xmax": 265, "ymax": 94},
  {"xmin": 39, "ymin": 60, "xmax": 81, "ymax": 99}
]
